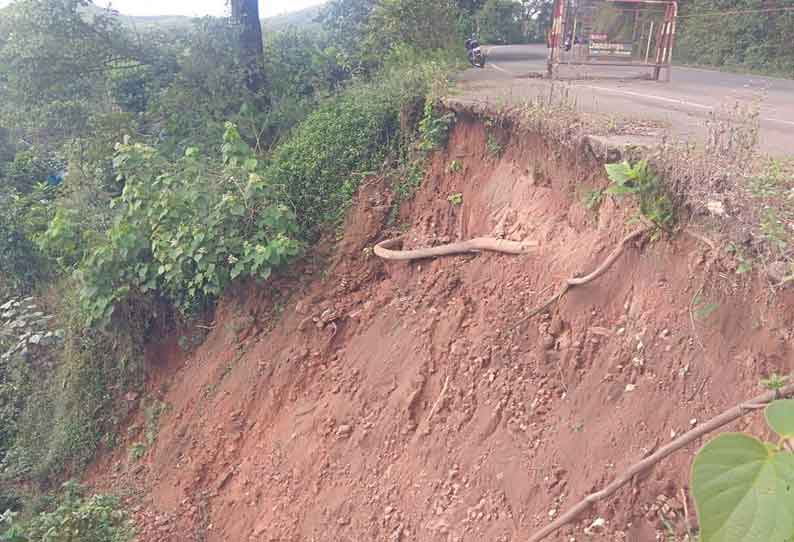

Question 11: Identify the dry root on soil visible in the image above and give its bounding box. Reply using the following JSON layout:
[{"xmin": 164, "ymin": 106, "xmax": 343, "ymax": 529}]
[
  {"xmin": 527, "ymin": 382, "xmax": 794, "ymax": 542},
  {"xmin": 374, "ymin": 237, "xmax": 537, "ymax": 261},
  {"xmin": 514, "ymin": 227, "xmax": 651, "ymax": 328}
]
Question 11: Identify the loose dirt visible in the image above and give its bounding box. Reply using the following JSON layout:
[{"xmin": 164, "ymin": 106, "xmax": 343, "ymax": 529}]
[{"xmin": 88, "ymin": 113, "xmax": 794, "ymax": 542}]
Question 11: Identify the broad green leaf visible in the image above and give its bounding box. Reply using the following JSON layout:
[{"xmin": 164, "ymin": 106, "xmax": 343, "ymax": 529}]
[
  {"xmin": 633, "ymin": 159, "xmax": 649, "ymax": 179},
  {"xmin": 605, "ymin": 184, "xmax": 638, "ymax": 196},
  {"xmin": 737, "ymin": 260, "xmax": 753, "ymax": 274},
  {"xmin": 692, "ymin": 432, "xmax": 794, "ymax": 542},
  {"xmin": 695, "ymin": 302, "xmax": 720, "ymax": 321},
  {"xmin": 605, "ymin": 162, "xmax": 632, "ymax": 185},
  {"xmin": 766, "ymin": 400, "xmax": 794, "ymax": 439},
  {"xmin": 230, "ymin": 262, "xmax": 246, "ymax": 280}
]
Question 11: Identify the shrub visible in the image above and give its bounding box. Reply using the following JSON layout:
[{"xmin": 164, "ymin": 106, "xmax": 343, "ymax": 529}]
[
  {"xmin": 0, "ymin": 184, "xmax": 55, "ymax": 297},
  {"xmin": 267, "ymin": 56, "xmax": 452, "ymax": 237},
  {"xmin": 417, "ymin": 100, "xmax": 455, "ymax": 152},
  {"xmin": 1, "ymin": 293, "xmax": 145, "ymax": 482},
  {"xmin": 72, "ymin": 124, "xmax": 300, "ymax": 324},
  {"xmin": 0, "ymin": 482, "xmax": 133, "ymax": 542},
  {"xmin": 605, "ymin": 160, "xmax": 674, "ymax": 229},
  {"xmin": 265, "ymin": 82, "xmax": 400, "ymax": 236}
]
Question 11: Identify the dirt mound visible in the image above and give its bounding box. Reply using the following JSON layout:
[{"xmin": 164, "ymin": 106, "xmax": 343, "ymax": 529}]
[{"xmin": 88, "ymin": 115, "xmax": 794, "ymax": 542}]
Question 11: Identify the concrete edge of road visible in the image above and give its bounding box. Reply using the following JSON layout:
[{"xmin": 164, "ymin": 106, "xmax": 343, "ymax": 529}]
[{"xmin": 673, "ymin": 63, "xmax": 794, "ymax": 84}]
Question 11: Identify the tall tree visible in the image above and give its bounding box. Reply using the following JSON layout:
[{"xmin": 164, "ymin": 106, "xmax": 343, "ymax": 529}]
[
  {"xmin": 320, "ymin": 0, "xmax": 379, "ymax": 74},
  {"xmin": 477, "ymin": 0, "xmax": 525, "ymax": 44},
  {"xmin": 230, "ymin": 0, "xmax": 268, "ymax": 100},
  {"xmin": 369, "ymin": 0, "xmax": 460, "ymax": 53}
]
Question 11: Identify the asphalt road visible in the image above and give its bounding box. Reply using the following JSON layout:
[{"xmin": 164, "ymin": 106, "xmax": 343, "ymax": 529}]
[{"xmin": 456, "ymin": 44, "xmax": 794, "ymax": 156}]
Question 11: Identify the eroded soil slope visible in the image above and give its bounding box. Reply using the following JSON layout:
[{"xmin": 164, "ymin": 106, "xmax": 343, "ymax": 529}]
[{"xmin": 90, "ymin": 115, "xmax": 794, "ymax": 542}]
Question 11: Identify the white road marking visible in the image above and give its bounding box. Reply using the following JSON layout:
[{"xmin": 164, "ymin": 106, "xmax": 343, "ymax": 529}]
[
  {"xmin": 489, "ymin": 62, "xmax": 512, "ymax": 75},
  {"xmin": 582, "ymin": 84, "xmax": 794, "ymax": 128},
  {"xmin": 762, "ymin": 117, "xmax": 794, "ymax": 128},
  {"xmin": 582, "ymin": 84, "xmax": 712, "ymax": 110},
  {"xmin": 674, "ymin": 64, "xmax": 794, "ymax": 85}
]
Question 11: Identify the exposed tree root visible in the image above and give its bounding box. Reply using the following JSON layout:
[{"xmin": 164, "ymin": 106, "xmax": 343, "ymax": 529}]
[
  {"xmin": 684, "ymin": 227, "xmax": 719, "ymax": 353},
  {"xmin": 682, "ymin": 227, "xmax": 718, "ymax": 254},
  {"xmin": 374, "ymin": 237, "xmax": 537, "ymax": 261},
  {"xmin": 527, "ymin": 382, "xmax": 794, "ymax": 542},
  {"xmin": 513, "ymin": 227, "xmax": 651, "ymax": 329}
]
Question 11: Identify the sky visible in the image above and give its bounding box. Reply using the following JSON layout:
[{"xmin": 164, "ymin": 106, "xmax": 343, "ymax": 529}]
[{"xmin": 0, "ymin": 0, "xmax": 327, "ymax": 18}]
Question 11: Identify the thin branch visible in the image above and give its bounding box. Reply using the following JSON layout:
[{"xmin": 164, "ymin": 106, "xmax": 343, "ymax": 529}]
[
  {"xmin": 683, "ymin": 228, "xmax": 718, "ymax": 254},
  {"xmin": 527, "ymin": 383, "xmax": 794, "ymax": 542},
  {"xmin": 513, "ymin": 227, "xmax": 650, "ymax": 329},
  {"xmin": 685, "ymin": 227, "xmax": 718, "ymax": 353},
  {"xmin": 689, "ymin": 285, "xmax": 706, "ymax": 352}
]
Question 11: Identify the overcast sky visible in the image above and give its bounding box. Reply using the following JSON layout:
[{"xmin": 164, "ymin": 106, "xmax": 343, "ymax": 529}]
[{"xmin": 0, "ymin": 0, "xmax": 327, "ymax": 18}]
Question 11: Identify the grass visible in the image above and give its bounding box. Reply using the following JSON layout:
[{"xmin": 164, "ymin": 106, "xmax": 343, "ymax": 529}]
[
  {"xmin": 447, "ymin": 159, "xmax": 463, "ymax": 173},
  {"xmin": 759, "ymin": 208, "xmax": 789, "ymax": 254},
  {"xmin": 692, "ymin": 292, "xmax": 720, "ymax": 322},
  {"xmin": 128, "ymin": 442, "xmax": 146, "ymax": 462},
  {"xmin": 143, "ymin": 399, "xmax": 167, "ymax": 447},
  {"xmin": 486, "ymin": 134, "xmax": 503, "ymax": 157},
  {"xmin": 582, "ymin": 188, "xmax": 604, "ymax": 211},
  {"xmin": 727, "ymin": 243, "xmax": 754, "ymax": 275},
  {"xmin": 447, "ymin": 192, "xmax": 463, "ymax": 206}
]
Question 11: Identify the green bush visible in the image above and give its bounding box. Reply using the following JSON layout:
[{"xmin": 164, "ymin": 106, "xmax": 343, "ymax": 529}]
[
  {"xmin": 0, "ymin": 184, "xmax": 56, "ymax": 296},
  {"xmin": 417, "ymin": 100, "xmax": 455, "ymax": 152},
  {"xmin": 0, "ymin": 350, "xmax": 30, "ymax": 468},
  {"xmin": 267, "ymin": 55, "xmax": 451, "ymax": 237},
  {"xmin": 0, "ymin": 482, "xmax": 132, "ymax": 542},
  {"xmin": 265, "ymin": 84, "xmax": 398, "ymax": 235},
  {"xmin": 2, "ymin": 290, "xmax": 146, "ymax": 482},
  {"xmin": 70, "ymin": 124, "xmax": 300, "ymax": 324},
  {"xmin": 605, "ymin": 160, "xmax": 674, "ymax": 229}
]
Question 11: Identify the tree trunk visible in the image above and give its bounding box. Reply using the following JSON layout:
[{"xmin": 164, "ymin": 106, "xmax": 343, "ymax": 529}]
[{"xmin": 231, "ymin": 0, "xmax": 268, "ymax": 104}]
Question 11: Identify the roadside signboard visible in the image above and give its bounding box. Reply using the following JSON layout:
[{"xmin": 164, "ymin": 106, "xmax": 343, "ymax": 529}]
[{"xmin": 589, "ymin": 41, "xmax": 633, "ymax": 57}]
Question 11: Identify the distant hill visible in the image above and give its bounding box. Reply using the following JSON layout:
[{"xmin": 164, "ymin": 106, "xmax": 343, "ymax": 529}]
[
  {"xmin": 263, "ymin": 5, "xmax": 325, "ymax": 31},
  {"xmin": 0, "ymin": 2, "xmax": 326, "ymax": 33},
  {"xmin": 118, "ymin": 14, "xmax": 194, "ymax": 30},
  {"xmin": 81, "ymin": 3, "xmax": 326, "ymax": 32},
  {"xmin": 78, "ymin": 4, "xmax": 193, "ymax": 29}
]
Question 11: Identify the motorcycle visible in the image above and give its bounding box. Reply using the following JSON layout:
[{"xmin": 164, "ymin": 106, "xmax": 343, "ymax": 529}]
[{"xmin": 465, "ymin": 37, "xmax": 486, "ymax": 68}]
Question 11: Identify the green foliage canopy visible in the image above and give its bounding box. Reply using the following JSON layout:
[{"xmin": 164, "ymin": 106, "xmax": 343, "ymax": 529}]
[
  {"xmin": 74, "ymin": 124, "xmax": 300, "ymax": 323},
  {"xmin": 676, "ymin": 0, "xmax": 794, "ymax": 76}
]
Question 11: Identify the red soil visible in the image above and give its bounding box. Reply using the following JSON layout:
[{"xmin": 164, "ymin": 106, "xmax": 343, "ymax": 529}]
[{"xmin": 88, "ymin": 115, "xmax": 794, "ymax": 542}]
